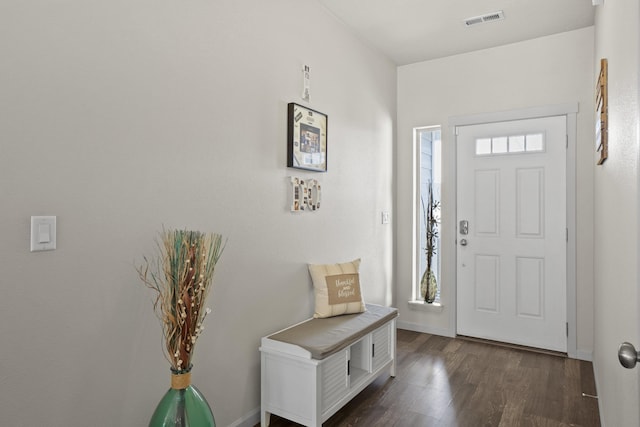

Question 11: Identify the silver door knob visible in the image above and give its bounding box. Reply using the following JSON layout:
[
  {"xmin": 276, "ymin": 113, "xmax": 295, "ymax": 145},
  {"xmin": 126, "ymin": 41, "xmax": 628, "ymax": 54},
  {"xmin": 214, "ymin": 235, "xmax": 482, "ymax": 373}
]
[
  {"xmin": 460, "ymin": 239, "xmax": 468, "ymax": 246},
  {"xmin": 618, "ymin": 342, "xmax": 640, "ymax": 369}
]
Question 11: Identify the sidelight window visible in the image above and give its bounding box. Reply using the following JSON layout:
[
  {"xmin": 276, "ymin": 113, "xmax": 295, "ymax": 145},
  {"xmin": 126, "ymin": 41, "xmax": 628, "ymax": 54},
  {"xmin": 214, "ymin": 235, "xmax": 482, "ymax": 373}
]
[{"xmin": 415, "ymin": 126, "xmax": 441, "ymax": 304}]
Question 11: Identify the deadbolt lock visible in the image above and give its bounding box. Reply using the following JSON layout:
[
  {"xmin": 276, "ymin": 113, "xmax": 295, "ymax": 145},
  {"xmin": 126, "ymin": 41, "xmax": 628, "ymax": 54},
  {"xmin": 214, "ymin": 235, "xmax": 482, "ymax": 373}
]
[{"xmin": 459, "ymin": 220, "xmax": 469, "ymax": 235}]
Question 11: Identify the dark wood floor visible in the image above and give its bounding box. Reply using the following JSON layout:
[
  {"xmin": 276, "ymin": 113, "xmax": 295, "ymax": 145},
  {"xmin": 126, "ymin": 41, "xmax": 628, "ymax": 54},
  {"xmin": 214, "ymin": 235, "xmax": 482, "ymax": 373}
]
[{"xmin": 262, "ymin": 329, "xmax": 601, "ymax": 427}]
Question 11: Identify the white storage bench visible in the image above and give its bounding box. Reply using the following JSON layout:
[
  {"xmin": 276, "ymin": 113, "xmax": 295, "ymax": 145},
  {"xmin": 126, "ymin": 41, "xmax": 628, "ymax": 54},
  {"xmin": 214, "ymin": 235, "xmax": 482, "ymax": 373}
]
[{"xmin": 259, "ymin": 304, "xmax": 398, "ymax": 427}]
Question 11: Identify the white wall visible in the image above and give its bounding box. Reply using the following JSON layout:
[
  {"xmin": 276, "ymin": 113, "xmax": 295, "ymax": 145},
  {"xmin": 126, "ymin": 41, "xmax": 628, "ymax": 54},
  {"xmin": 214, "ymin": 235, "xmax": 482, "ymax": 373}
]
[
  {"xmin": 592, "ymin": 1, "xmax": 640, "ymax": 426},
  {"xmin": 396, "ymin": 28, "xmax": 595, "ymax": 356},
  {"xmin": 0, "ymin": 1, "xmax": 396, "ymax": 426}
]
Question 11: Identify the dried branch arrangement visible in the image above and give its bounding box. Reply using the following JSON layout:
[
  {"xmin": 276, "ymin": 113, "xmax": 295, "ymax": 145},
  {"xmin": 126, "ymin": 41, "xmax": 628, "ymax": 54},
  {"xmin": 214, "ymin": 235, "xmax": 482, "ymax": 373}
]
[
  {"xmin": 138, "ymin": 229, "xmax": 225, "ymax": 373},
  {"xmin": 421, "ymin": 182, "xmax": 440, "ymax": 303}
]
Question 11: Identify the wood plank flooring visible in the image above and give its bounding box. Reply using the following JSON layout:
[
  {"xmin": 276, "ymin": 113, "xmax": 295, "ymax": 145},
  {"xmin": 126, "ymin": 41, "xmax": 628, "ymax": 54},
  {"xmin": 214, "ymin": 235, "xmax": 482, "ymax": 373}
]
[{"xmin": 261, "ymin": 329, "xmax": 601, "ymax": 427}]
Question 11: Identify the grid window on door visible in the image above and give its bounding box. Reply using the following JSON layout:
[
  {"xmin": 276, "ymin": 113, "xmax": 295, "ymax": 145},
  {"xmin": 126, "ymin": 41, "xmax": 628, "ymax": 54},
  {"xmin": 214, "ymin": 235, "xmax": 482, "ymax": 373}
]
[{"xmin": 475, "ymin": 133, "xmax": 545, "ymax": 156}]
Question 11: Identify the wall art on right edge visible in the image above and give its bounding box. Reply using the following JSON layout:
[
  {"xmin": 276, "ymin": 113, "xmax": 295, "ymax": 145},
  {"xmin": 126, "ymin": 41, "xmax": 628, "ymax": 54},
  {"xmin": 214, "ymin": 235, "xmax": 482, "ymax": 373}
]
[{"xmin": 596, "ymin": 58, "xmax": 608, "ymax": 165}]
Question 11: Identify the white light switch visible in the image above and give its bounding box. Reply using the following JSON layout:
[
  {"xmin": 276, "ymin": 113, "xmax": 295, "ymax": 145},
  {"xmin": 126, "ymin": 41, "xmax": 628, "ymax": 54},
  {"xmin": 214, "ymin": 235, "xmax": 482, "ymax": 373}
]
[
  {"xmin": 31, "ymin": 216, "xmax": 56, "ymax": 252},
  {"xmin": 38, "ymin": 223, "xmax": 51, "ymax": 243}
]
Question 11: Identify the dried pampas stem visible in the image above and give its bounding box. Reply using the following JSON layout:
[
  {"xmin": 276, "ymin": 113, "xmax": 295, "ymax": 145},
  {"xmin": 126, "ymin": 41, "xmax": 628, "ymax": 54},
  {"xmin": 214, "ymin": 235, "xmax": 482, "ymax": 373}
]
[{"xmin": 138, "ymin": 228, "xmax": 225, "ymax": 371}]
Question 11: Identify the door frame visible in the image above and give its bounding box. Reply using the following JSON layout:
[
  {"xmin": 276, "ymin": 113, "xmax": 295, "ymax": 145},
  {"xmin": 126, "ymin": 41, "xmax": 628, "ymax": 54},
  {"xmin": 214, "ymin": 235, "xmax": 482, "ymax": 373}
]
[{"xmin": 449, "ymin": 103, "xmax": 578, "ymax": 358}]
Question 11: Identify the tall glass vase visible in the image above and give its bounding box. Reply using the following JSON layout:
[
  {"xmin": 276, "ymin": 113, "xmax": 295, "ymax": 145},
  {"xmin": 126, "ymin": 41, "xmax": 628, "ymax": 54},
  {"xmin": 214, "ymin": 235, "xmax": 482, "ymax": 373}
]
[
  {"xmin": 149, "ymin": 367, "xmax": 216, "ymax": 427},
  {"xmin": 420, "ymin": 268, "xmax": 437, "ymax": 304}
]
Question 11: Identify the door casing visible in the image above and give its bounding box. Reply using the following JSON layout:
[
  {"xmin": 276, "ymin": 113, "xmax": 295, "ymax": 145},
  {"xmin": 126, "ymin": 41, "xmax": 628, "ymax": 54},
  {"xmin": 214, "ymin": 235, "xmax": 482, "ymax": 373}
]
[{"xmin": 449, "ymin": 103, "xmax": 578, "ymax": 358}]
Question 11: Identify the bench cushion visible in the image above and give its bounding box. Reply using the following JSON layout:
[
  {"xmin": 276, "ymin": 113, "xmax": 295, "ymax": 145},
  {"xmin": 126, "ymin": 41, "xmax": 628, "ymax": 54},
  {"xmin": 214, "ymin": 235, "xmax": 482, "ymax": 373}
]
[{"xmin": 267, "ymin": 304, "xmax": 398, "ymax": 359}]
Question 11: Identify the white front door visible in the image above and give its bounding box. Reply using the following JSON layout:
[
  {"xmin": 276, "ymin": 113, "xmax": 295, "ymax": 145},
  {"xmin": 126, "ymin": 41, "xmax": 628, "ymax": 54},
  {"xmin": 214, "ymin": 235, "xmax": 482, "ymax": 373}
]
[{"xmin": 456, "ymin": 116, "xmax": 567, "ymax": 352}]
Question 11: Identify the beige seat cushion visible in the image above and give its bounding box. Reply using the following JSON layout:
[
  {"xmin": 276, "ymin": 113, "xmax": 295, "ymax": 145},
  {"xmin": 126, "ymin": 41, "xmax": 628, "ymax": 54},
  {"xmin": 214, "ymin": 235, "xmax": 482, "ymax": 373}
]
[{"xmin": 268, "ymin": 304, "xmax": 398, "ymax": 359}]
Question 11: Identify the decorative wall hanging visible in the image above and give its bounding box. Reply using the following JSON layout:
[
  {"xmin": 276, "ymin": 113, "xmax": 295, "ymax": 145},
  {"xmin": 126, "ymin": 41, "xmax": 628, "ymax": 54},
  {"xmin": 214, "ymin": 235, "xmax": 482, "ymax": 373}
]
[
  {"xmin": 291, "ymin": 177, "xmax": 321, "ymax": 212},
  {"xmin": 301, "ymin": 65, "xmax": 310, "ymax": 102},
  {"xmin": 596, "ymin": 58, "xmax": 608, "ymax": 165},
  {"xmin": 287, "ymin": 103, "xmax": 327, "ymax": 172}
]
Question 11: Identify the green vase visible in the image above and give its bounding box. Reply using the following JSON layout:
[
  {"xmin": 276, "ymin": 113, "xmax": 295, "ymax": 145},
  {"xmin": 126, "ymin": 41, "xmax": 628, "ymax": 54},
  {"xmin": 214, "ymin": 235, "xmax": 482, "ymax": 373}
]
[
  {"xmin": 149, "ymin": 368, "xmax": 216, "ymax": 427},
  {"xmin": 420, "ymin": 269, "xmax": 437, "ymax": 304}
]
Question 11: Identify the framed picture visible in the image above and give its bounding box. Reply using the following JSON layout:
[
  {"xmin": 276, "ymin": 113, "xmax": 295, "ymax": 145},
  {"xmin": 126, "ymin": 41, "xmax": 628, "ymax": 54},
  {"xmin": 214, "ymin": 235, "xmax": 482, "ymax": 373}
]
[{"xmin": 287, "ymin": 103, "xmax": 327, "ymax": 172}]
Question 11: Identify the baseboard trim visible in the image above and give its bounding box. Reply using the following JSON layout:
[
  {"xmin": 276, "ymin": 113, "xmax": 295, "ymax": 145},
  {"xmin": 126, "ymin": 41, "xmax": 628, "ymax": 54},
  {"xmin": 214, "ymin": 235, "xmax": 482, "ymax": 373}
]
[
  {"xmin": 396, "ymin": 320, "xmax": 454, "ymax": 337},
  {"xmin": 576, "ymin": 349, "xmax": 593, "ymax": 362},
  {"xmin": 228, "ymin": 407, "xmax": 260, "ymax": 427}
]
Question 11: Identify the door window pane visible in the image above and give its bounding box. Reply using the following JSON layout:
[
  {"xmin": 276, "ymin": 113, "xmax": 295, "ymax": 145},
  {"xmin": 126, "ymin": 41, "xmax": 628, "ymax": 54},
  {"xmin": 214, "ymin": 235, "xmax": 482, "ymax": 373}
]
[
  {"xmin": 476, "ymin": 138, "xmax": 492, "ymax": 155},
  {"xmin": 492, "ymin": 137, "xmax": 508, "ymax": 154},
  {"xmin": 526, "ymin": 133, "xmax": 544, "ymax": 152},
  {"xmin": 509, "ymin": 135, "xmax": 525, "ymax": 152},
  {"xmin": 475, "ymin": 133, "xmax": 545, "ymax": 156}
]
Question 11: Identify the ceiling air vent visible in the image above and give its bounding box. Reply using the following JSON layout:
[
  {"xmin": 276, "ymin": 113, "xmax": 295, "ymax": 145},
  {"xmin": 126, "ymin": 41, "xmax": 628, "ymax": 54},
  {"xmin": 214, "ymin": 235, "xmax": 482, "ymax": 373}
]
[{"xmin": 464, "ymin": 10, "xmax": 505, "ymax": 27}]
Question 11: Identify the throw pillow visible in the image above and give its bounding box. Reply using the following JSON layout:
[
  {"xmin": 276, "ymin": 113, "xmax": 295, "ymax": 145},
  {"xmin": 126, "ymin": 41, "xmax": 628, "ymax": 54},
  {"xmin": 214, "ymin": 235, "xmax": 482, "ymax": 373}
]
[{"xmin": 308, "ymin": 258, "xmax": 366, "ymax": 318}]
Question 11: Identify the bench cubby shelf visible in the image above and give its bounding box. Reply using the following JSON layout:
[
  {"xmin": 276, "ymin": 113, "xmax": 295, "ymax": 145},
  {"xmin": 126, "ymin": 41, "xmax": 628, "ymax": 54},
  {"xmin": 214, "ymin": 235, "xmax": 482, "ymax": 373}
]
[{"xmin": 259, "ymin": 305, "xmax": 397, "ymax": 427}]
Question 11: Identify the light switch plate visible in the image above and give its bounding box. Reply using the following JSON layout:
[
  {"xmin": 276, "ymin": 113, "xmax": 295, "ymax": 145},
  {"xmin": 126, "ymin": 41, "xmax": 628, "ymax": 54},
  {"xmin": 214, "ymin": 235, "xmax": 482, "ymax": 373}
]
[{"xmin": 31, "ymin": 216, "xmax": 56, "ymax": 252}]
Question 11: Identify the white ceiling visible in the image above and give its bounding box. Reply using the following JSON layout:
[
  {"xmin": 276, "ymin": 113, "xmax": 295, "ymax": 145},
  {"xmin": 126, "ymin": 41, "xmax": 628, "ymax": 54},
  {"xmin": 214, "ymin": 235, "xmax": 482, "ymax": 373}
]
[{"xmin": 317, "ymin": 0, "xmax": 595, "ymax": 65}]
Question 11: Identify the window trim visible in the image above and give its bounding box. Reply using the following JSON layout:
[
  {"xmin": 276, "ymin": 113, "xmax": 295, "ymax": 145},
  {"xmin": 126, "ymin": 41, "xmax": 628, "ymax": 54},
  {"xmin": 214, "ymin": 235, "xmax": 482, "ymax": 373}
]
[{"xmin": 412, "ymin": 125, "xmax": 442, "ymax": 305}]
